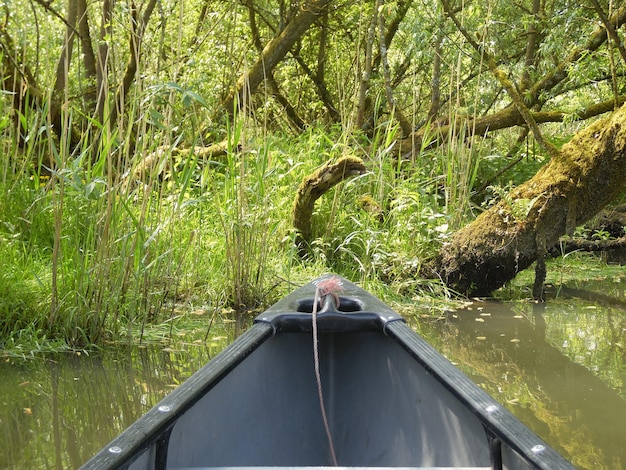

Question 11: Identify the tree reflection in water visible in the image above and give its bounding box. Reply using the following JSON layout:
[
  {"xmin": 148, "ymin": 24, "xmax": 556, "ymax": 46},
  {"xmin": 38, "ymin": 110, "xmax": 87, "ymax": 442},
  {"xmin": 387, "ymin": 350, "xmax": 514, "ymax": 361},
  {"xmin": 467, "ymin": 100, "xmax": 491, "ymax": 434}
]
[
  {"xmin": 0, "ymin": 327, "xmax": 234, "ymax": 468},
  {"xmin": 414, "ymin": 275, "xmax": 626, "ymax": 470}
]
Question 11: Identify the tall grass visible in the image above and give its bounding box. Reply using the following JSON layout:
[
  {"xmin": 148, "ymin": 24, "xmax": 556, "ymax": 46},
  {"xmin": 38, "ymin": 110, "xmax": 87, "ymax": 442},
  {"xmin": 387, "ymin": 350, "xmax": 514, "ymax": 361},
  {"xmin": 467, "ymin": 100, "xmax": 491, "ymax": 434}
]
[
  {"xmin": 0, "ymin": 73, "xmax": 494, "ymax": 351},
  {"xmin": 208, "ymin": 115, "xmax": 281, "ymax": 311},
  {"xmin": 441, "ymin": 121, "xmax": 483, "ymax": 229},
  {"xmin": 0, "ymin": 92, "xmax": 491, "ymax": 350},
  {"xmin": 1, "ymin": 80, "xmax": 205, "ymax": 345},
  {"xmin": 1, "ymin": 77, "xmax": 307, "ymax": 348}
]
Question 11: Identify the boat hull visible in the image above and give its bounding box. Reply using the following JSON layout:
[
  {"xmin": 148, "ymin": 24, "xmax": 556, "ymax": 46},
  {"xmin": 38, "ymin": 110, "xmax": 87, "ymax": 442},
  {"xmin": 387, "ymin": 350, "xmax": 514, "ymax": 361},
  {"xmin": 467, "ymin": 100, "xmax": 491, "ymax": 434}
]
[{"xmin": 81, "ymin": 276, "xmax": 574, "ymax": 470}]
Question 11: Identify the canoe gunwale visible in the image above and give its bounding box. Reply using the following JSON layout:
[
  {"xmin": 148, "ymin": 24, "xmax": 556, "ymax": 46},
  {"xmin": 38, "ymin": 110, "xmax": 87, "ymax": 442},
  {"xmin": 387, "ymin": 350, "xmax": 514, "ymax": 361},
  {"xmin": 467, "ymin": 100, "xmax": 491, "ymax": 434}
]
[
  {"xmin": 80, "ymin": 323, "xmax": 274, "ymax": 470},
  {"xmin": 80, "ymin": 275, "xmax": 575, "ymax": 470},
  {"xmin": 384, "ymin": 320, "xmax": 572, "ymax": 470}
]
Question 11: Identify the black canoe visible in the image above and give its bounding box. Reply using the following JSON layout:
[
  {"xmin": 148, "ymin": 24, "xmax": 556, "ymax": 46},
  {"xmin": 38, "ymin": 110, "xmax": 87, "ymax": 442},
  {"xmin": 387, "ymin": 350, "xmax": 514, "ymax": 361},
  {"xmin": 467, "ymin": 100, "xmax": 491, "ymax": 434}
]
[{"xmin": 81, "ymin": 275, "xmax": 575, "ymax": 470}]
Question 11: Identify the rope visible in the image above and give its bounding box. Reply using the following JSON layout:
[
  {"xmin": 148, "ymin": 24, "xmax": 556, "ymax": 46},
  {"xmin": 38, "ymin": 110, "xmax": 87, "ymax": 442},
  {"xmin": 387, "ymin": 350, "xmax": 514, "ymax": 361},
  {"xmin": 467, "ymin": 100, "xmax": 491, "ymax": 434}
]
[{"xmin": 312, "ymin": 283, "xmax": 338, "ymax": 466}]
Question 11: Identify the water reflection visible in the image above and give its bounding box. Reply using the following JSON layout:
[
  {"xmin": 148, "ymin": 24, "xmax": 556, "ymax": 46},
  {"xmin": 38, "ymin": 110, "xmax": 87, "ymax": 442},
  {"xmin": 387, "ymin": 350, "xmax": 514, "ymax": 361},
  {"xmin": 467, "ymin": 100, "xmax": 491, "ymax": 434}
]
[
  {"xmin": 0, "ymin": 336, "xmax": 231, "ymax": 469},
  {"xmin": 415, "ymin": 278, "xmax": 626, "ymax": 470},
  {"xmin": 1, "ymin": 281, "xmax": 625, "ymax": 469}
]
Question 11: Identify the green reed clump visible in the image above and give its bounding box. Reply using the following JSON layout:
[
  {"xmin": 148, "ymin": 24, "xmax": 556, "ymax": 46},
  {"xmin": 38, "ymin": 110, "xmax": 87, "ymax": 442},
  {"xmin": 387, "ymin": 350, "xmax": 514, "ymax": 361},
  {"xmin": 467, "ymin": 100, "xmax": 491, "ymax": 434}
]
[
  {"xmin": 0, "ymin": 82, "xmax": 215, "ymax": 346},
  {"xmin": 0, "ymin": 237, "xmax": 49, "ymax": 337},
  {"xmin": 204, "ymin": 116, "xmax": 290, "ymax": 311},
  {"xmin": 0, "ymin": 81, "xmax": 500, "ymax": 351}
]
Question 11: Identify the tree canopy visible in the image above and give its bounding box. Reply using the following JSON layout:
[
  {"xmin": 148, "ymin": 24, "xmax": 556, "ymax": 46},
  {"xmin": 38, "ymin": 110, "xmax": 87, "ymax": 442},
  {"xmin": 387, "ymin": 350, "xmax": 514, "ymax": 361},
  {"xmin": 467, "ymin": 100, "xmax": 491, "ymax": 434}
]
[{"xmin": 4, "ymin": 0, "xmax": 625, "ymax": 148}]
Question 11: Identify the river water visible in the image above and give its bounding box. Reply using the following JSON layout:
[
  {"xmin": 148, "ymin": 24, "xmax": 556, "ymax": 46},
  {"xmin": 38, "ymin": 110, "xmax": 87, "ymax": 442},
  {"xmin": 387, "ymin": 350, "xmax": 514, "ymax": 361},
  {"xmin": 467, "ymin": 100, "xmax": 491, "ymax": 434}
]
[{"xmin": 1, "ymin": 270, "xmax": 625, "ymax": 469}]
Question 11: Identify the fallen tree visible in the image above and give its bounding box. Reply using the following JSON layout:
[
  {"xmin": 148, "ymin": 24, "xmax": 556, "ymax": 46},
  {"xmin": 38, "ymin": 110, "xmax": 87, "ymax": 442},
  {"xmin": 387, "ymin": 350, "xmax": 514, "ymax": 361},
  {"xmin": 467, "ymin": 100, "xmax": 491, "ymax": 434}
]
[
  {"xmin": 432, "ymin": 102, "xmax": 626, "ymax": 297},
  {"xmin": 219, "ymin": 0, "xmax": 333, "ymax": 118}
]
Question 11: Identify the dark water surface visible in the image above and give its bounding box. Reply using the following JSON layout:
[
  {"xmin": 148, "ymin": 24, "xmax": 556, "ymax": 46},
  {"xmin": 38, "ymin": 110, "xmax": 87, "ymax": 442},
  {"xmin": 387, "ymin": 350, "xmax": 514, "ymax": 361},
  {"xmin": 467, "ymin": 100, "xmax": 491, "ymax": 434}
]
[{"xmin": 1, "ymin": 276, "xmax": 625, "ymax": 469}]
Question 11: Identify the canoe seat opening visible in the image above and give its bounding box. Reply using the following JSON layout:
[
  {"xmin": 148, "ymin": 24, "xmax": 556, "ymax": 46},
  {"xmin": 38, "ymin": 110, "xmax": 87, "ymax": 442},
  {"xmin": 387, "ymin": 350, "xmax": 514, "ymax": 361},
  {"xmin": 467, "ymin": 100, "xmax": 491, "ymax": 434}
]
[{"xmin": 296, "ymin": 297, "xmax": 365, "ymax": 313}]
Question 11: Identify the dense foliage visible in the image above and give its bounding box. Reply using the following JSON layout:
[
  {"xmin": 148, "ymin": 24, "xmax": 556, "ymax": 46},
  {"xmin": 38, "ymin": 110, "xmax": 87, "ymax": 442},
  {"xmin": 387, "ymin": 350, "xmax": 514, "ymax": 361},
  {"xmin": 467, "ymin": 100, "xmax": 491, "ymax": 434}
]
[{"xmin": 1, "ymin": 0, "xmax": 624, "ymax": 346}]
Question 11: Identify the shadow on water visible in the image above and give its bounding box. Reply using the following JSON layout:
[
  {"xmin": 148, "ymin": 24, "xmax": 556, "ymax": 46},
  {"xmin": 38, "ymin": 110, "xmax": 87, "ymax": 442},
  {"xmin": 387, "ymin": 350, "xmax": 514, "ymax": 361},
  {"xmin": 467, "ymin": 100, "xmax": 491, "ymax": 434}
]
[{"xmin": 415, "ymin": 275, "xmax": 626, "ymax": 470}]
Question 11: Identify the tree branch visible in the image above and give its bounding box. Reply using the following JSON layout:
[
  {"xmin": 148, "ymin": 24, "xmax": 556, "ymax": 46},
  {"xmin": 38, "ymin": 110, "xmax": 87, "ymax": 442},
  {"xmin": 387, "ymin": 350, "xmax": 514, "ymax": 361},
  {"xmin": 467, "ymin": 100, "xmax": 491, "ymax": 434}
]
[
  {"xmin": 32, "ymin": 0, "xmax": 82, "ymax": 38},
  {"xmin": 441, "ymin": 0, "xmax": 557, "ymax": 157},
  {"xmin": 220, "ymin": 0, "xmax": 333, "ymax": 117},
  {"xmin": 519, "ymin": 0, "xmax": 541, "ymax": 92},
  {"xmin": 378, "ymin": 0, "xmax": 412, "ymax": 136},
  {"xmin": 528, "ymin": 5, "xmax": 626, "ymax": 107},
  {"xmin": 110, "ymin": 0, "xmax": 157, "ymax": 127},
  {"xmin": 247, "ymin": 0, "xmax": 306, "ymax": 130},
  {"xmin": 403, "ymin": 95, "xmax": 626, "ymax": 155},
  {"xmin": 354, "ymin": 2, "xmax": 377, "ymax": 129},
  {"xmin": 293, "ymin": 156, "xmax": 366, "ymax": 252},
  {"xmin": 588, "ymin": 0, "xmax": 626, "ymax": 66}
]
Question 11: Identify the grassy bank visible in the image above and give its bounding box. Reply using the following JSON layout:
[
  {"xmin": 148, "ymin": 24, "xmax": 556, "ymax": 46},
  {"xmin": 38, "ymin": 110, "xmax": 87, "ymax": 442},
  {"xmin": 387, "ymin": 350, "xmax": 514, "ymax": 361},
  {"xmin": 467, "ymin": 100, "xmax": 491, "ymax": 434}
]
[{"xmin": 0, "ymin": 80, "xmax": 550, "ymax": 352}]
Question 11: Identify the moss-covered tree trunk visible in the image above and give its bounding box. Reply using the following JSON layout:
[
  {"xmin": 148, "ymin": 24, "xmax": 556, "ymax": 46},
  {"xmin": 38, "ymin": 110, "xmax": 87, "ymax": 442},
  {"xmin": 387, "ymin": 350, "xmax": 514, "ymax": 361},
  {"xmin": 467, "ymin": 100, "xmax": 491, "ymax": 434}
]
[
  {"xmin": 293, "ymin": 157, "xmax": 366, "ymax": 254},
  {"xmin": 434, "ymin": 103, "xmax": 626, "ymax": 297}
]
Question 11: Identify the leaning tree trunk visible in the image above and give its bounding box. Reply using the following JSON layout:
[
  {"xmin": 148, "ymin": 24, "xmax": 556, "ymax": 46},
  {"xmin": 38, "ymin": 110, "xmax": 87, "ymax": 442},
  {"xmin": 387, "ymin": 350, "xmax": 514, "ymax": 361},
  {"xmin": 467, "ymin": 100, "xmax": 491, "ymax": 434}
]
[
  {"xmin": 434, "ymin": 102, "xmax": 626, "ymax": 297},
  {"xmin": 220, "ymin": 0, "xmax": 333, "ymax": 117}
]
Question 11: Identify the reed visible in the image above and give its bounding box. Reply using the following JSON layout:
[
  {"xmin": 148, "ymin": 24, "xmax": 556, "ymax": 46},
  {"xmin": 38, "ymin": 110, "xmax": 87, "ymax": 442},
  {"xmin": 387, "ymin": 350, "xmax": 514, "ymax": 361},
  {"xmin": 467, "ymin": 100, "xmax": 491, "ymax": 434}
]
[
  {"xmin": 0, "ymin": 75, "xmax": 210, "ymax": 345},
  {"xmin": 1, "ymin": 73, "xmax": 495, "ymax": 352},
  {"xmin": 441, "ymin": 120, "xmax": 483, "ymax": 230}
]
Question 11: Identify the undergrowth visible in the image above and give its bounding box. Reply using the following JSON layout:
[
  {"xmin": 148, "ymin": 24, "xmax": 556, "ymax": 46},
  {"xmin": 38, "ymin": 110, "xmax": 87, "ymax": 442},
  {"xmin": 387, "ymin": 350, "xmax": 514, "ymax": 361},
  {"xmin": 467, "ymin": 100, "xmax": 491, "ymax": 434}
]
[{"xmin": 0, "ymin": 88, "xmax": 539, "ymax": 353}]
